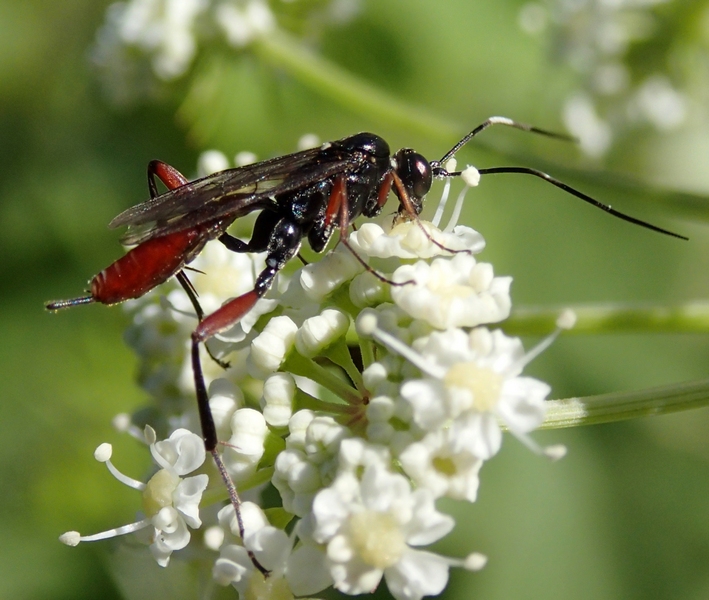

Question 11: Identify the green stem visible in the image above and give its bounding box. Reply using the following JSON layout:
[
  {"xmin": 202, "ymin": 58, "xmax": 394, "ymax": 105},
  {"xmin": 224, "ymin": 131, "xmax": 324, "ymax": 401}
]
[
  {"xmin": 541, "ymin": 378, "xmax": 709, "ymax": 429},
  {"xmin": 282, "ymin": 352, "xmax": 361, "ymax": 404},
  {"xmin": 295, "ymin": 391, "xmax": 354, "ymax": 414},
  {"xmin": 503, "ymin": 301, "xmax": 709, "ymax": 336},
  {"xmin": 252, "ymin": 30, "xmax": 460, "ymax": 143},
  {"xmin": 322, "ymin": 339, "xmax": 365, "ymax": 393},
  {"xmin": 359, "ymin": 336, "xmax": 375, "ymax": 371}
]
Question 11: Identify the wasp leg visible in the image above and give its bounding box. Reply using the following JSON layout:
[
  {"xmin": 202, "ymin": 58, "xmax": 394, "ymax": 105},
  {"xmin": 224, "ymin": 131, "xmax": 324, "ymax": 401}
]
[
  {"xmin": 149, "ymin": 162, "xmax": 270, "ymax": 571},
  {"xmin": 147, "ymin": 160, "xmax": 189, "ymax": 197},
  {"xmin": 314, "ymin": 175, "xmax": 415, "ymax": 287},
  {"xmin": 147, "ymin": 162, "xmax": 230, "ymax": 367},
  {"xmin": 389, "ymin": 170, "xmax": 465, "ymax": 256},
  {"xmin": 190, "ymin": 217, "xmax": 302, "ymax": 576},
  {"xmin": 192, "ymin": 216, "xmax": 302, "ymax": 394},
  {"xmin": 174, "ymin": 271, "xmax": 230, "ymax": 369},
  {"xmin": 218, "ymin": 209, "xmax": 280, "ymax": 254}
]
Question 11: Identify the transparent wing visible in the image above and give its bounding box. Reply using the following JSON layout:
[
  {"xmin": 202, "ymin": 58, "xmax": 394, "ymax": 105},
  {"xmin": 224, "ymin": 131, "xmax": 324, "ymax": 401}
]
[{"xmin": 111, "ymin": 146, "xmax": 357, "ymax": 245}]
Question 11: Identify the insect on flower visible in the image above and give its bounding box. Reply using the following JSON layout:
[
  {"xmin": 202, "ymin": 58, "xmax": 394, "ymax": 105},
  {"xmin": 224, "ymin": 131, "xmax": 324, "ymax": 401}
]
[{"xmin": 45, "ymin": 116, "xmax": 686, "ymax": 571}]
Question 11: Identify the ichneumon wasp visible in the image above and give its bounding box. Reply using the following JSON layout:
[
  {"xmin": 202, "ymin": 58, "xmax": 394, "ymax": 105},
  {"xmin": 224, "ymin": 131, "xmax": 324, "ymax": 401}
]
[{"xmin": 45, "ymin": 116, "xmax": 686, "ymax": 573}]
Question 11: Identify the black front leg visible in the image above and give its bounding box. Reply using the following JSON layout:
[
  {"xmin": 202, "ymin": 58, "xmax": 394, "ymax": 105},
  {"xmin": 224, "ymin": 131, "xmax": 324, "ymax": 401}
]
[{"xmin": 219, "ymin": 210, "xmax": 281, "ymax": 254}]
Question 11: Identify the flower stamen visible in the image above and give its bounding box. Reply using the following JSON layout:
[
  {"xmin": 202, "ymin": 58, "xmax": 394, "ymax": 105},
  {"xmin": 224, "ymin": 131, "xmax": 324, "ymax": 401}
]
[
  {"xmin": 511, "ymin": 309, "xmax": 577, "ymax": 372},
  {"xmin": 432, "ymin": 158, "xmax": 457, "ymax": 227},
  {"xmin": 60, "ymin": 519, "xmax": 152, "ymax": 546},
  {"xmin": 94, "ymin": 443, "xmax": 146, "ymax": 491},
  {"xmin": 444, "ymin": 166, "xmax": 480, "ymax": 233},
  {"xmin": 356, "ymin": 310, "xmax": 446, "ymax": 379}
]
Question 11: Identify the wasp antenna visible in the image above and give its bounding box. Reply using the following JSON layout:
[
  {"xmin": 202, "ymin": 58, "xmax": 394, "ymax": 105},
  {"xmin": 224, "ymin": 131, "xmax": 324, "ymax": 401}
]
[
  {"xmin": 434, "ymin": 116, "xmax": 576, "ymax": 168},
  {"xmin": 45, "ymin": 296, "xmax": 95, "ymax": 311},
  {"xmin": 477, "ymin": 166, "xmax": 688, "ymax": 241}
]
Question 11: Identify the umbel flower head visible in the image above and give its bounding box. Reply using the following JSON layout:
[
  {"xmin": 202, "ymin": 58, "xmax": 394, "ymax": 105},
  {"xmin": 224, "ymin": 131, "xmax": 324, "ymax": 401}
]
[
  {"xmin": 518, "ymin": 0, "xmax": 689, "ymax": 156},
  {"xmin": 91, "ymin": 0, "xmax": 362, "ymax": 104},
  {"xmin": 61, "ymin": 146, "xmax": 569, "ymax": 600}
]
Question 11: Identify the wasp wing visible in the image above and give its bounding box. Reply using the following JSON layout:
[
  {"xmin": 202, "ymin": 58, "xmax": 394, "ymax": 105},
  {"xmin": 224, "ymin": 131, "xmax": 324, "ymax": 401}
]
[{"xmin": 111, "ymin": 146, "xmax": 357, "ymax": 246}]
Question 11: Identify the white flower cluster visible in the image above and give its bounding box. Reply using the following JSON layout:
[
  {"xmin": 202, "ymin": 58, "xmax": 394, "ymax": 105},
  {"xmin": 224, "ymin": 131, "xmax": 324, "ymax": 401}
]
[
  {"xmin": 519, "ymin": 0, "xmax": 688, "ymax": 156},
  {"xmin": 63, "ymin": 149, "xmax": 569, "ymax": 600},
  {"xmin": 92, "ymin": 0, "xmax": 360, "ymax": 102}
]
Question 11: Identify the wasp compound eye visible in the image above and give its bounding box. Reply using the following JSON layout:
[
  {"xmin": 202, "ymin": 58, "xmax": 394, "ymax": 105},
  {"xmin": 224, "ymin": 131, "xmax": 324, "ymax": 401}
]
[{"xmin": 394, "ymin": 149, "xmax": 433, "ymax": 203}]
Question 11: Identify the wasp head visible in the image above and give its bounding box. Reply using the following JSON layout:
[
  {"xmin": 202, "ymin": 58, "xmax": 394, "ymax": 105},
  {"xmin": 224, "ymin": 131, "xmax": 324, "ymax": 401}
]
[{"xmin": 392, "ymin": 148, "xmax": 433, "ymax": 217}]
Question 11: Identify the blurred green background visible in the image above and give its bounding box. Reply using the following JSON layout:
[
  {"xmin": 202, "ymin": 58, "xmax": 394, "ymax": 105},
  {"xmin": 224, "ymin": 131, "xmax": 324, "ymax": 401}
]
[{"xmin": 3, "ymin": 0, "xmax": 709, "ymax": 598}]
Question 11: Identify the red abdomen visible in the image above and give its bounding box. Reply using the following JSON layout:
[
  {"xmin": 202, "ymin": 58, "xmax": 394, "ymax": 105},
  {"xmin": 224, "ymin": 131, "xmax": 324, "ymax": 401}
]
[{"xmin": 90, "ymin": 227, "xmax": 209, "ymax": 305}]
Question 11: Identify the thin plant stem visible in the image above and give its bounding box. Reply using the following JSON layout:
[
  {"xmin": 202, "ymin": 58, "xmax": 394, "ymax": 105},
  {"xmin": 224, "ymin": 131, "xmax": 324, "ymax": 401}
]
[
  {"xmin": 283, "ymin": 352, "xmax": 361, "ymax": 404},
  {"xmin": 541, "ymin": 378, "xmax": 709, "ymax": 429},
  {"xmin": 503, "ymin": 301, "xmax": 709, "ymax": 336}
]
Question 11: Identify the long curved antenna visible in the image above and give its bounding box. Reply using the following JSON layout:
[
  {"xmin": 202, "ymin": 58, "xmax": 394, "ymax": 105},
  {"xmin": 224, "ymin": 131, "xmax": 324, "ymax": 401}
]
[
  {"xmin": 433, "ymin": 116, "xmax": 575, "ymax": 168},
  {"xmin": 450, "ymin": 166, "xmax": 687, "ymax": 240}
]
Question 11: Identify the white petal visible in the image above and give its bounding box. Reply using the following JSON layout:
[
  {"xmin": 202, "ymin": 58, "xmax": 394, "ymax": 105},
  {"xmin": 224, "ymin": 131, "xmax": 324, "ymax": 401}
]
[
  {"xmin": 338, "ymin": 438, "xmax": 391, "ymax": 473},
  {"xmin": 208, "ymin": 379, "xmax": 242, "ymax": 440},
  {"xmin": 295, "ymin": 308, "xmax": 349, "ymax": 357},
  {"xmin": 249, "ymin": 526, "xmax": 291, "ymax": 571},
  {"xmin": 483, "ymin": 328, "xmax": 526, "ymax": 375},
  {"xmin": 173, "ymin": 474, "xmax": 208, "ymax": 528},
  {"xmin": 399, "ymin": 441, "xmax": 451, "ymax": 499},
  {"xmin": 299, "ymin": 244, "xmax": 364, "ymax": 301},
  {"xmin": 286, "ymin": 409, "xmax": 315, "ymax": 449},
  {"xmin": 451, "ymin": 412, "xmax": 502, "ymax": 460},
  {"xmin": 360, "ymin": 465, "xmax": 411, "ymax": 515},
  {"xmin": 384, "ymin": 548, "xmax": 450, "ymax": 600},
  {"xmin": 153, "ymin": 514, "xmax": 191, "ymax": 553},
  {"xmin": 349, "ymin": 271, "xmax": 387, "ymax": 308},
  {"xmin": 260, "ymin": 372, "xmax": 295, "ymax": 427},
  {"xmin": 229, "ymin": 408, "xmax": 268, "ymax": 456},
  {"xmin": 247, "ymin": 315, "xmax": 298, "ymax": 378},
  {"xmin": 218, "ymin": 501, "xmax": 269, "ymax": 538},
  {"xmin": 292, "ymin": 492, "xmax": 317, "ymax": 518},
  {"xmin": 286, "ymin": 457, "xmax": 321, "ymax": 493},
  {"xmin": 495, "ymin": 377, "xmax": 550, "ymax": 432},
  {"xmin": 312, "ymin": 474, "xmax": 360, "ymax": 542},
  {"xmin": 149, "ymin": 535, "xmax": 174, "ymax": 568},
  {"xmin": 399, "ymin": 431, "xmax": 483, "ymax": 502},
  {"xmin": 330, "ymin": 553, "xmax": 383, "ymax": 595},
  {"xmin": 400, "ymin": 379, "xmax": 450, "ymax": 430},
  {"xmin": 152, "ymin": 506, "xmax": 180, "ymax": 533},
  {"xmin": 214, "ymin": 544, "xmax": 252, "ymax": 586},
  {"xmin": 403, "ymin": 489, "xmax": 455, "ymax": 546},
  {"xmin": 152, "ymin": 429, "xmax": 205, "ymax": 475},
  {"xmin": 326, "ymin": 533, "xmax": 355, "ymax": 563},
  {"xmin": 391, "ymin": 255, "xmax": 511, "ymax": 329},
  {"xmin": 350, "ymin": 221, "xmax": 484, "ymax": 259},
  {"xmin": 416, "ymin": 328, "xmax": 472, "ymax": 367},
  {"xmin": 304, "ymin": 415, "xmax": 349, "ymax": 458},
  {"xmin": 286, "ymin": 543, "xmax": 333, "ymax": 596}
]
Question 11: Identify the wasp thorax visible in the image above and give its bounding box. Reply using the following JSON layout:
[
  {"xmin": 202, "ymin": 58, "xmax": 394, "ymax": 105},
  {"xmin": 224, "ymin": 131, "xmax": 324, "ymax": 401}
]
[{"xmin": 340, "ymin": 132, "xmax": 391, "ymax": 159}]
